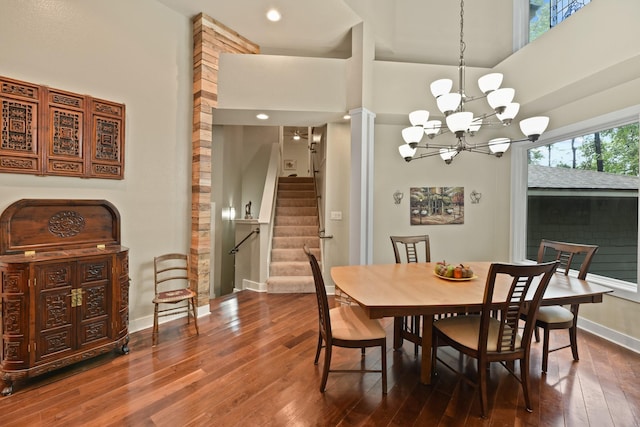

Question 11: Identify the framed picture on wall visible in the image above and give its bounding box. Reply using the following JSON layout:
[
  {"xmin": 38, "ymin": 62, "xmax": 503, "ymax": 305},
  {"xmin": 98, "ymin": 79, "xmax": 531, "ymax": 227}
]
[
  {"xmin": 284, "ymin": 159, "xmax": 297, "ymax": 170},
  {"xmin": 410, "ymin": 186, "xmax": 464, "ymax": 225}
]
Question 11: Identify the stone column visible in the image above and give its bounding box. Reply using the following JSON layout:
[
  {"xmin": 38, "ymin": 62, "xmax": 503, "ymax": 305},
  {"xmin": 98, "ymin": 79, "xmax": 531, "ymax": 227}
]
[{"xmin": 192, "ymin": 14, "xmax": 259, "ymax": 306}]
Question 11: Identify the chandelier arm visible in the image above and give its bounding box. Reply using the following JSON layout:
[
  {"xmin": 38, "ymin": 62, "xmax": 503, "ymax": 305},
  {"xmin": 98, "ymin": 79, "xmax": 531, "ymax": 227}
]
[
  {"xmin": 462, "ymin": 94, "xmax": 489, "ymax": 104},
  {"xmin": 413, "ymin": 141, "xmax": 462, "ymax": 150},
  {"xmin": 407, "ymin": 150, "xmax": 449, "ymax": 161}
]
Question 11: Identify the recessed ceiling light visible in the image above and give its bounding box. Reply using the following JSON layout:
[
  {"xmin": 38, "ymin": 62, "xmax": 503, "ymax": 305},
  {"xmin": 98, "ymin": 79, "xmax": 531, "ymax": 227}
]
[
  {"xmin": 343, "ymin": 114, "xmax": 351, "ymax": 120},
  {"xmin": 256, "ymin": 113, "xmax": 269, "ymax": 120},
  {"xmin": 266, "ymin": 9, "xmax": 281, "ymax": 22}
]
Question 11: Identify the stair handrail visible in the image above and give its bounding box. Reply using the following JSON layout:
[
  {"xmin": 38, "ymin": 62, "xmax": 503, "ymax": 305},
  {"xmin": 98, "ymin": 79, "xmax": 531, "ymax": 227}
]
[
  {"xmin": 310, "ymin": 141, "xmax": 332, "ymax": 239},
  {"xmin": 229, "ymin": 227, "xmax": 260, "ymax": 255}
]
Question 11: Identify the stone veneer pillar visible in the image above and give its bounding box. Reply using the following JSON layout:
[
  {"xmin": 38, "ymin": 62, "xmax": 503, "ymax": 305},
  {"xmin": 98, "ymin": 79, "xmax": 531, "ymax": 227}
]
[{"xmin": 192, "ymin": 14, "xmax": 259, "ymax": 306}]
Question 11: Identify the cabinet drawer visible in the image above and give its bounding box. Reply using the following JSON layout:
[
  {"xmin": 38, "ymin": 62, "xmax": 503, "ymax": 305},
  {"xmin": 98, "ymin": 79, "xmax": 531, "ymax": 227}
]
[{"xmin": 79, "ymin": 259, "xmax": 110, "ymax": 283}]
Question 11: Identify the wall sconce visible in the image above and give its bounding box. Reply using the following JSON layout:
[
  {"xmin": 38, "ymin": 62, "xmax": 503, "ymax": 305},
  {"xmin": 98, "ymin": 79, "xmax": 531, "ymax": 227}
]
[
  {"xmin": 470, "ymin": 190, "xmax": 482, "ymax": 204},
  {"xmin": 393, "ymin": 190, "xmax": 404, "ymax": 205},
  {"xmin": 222, "ymin": 206, "xmax": 236, "ymax": 220}
]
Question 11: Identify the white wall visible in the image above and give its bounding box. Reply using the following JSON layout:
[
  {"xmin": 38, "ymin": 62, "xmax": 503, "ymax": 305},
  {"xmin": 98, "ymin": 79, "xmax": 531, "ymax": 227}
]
[
  {"xmin": 0, "ymin": 0, "xmax": 192, "ymax": 330},
  {"xmin": 321, "ymin": 122, "xmax": 352, "ymax": 289},
  {"xmin": 282, "ymin": 133, "xmax": 310, "ymax": 177},
  {"xmin": 241, "ymin": 126, "xmax": 279, "ymax": 215},
  {"xmin": 372, "ymin": 125, "xmax": 511, "ymax": 265}
]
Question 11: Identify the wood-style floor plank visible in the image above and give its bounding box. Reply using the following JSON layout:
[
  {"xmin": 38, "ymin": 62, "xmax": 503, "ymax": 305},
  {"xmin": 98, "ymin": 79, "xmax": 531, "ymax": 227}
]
[{"xmin": 0, "ymin": 291, "xmax": 639, "ymax": 426}]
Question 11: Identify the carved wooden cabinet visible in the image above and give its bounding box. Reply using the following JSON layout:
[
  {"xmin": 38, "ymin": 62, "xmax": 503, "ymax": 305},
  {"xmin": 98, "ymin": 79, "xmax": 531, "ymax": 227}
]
[
  {"xmin": 0, "ymin": 75, "xmax": 125, "ymax": 179},
  {"xmin": 0, "ymin": 199, "xmax": 129, "ymax": 395}
]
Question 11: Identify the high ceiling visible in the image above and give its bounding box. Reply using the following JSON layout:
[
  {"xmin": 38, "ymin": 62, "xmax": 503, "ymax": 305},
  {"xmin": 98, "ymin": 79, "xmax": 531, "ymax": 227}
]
[
  {"xmin": 155, "ymin": 0, "xmax": 515, "ymax": 127},
  {"xmin": 155, "ymin": 0, "xmax": 513, "ymax": 67}
]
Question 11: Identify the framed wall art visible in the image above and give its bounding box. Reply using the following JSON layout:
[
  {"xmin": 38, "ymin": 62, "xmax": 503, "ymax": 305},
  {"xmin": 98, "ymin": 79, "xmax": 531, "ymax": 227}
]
[
  {"xmin": 283, "ymin": 159, "xmax": 297, "ymax": 170},
  {"xmin": 410, "ymin": 186, "xmax": 464, "ymax": 225}
]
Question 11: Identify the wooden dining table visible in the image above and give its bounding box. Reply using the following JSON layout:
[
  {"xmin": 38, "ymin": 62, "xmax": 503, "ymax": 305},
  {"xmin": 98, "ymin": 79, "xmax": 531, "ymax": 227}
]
[{"xmin": 330, "ymin": 261, "xmax": 612, "ymax": 384}]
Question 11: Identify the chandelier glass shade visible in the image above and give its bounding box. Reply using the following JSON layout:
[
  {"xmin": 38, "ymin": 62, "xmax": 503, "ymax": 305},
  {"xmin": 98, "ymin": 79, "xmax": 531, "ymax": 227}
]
[{"xmin": 398, "ymin": 0, "xmax": 549, "ymax": 164}]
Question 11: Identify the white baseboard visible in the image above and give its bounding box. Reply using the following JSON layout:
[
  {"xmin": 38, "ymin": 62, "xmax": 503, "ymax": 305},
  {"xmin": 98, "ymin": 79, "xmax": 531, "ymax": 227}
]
[
  {"xmin": 128, "ymin": 306, "xmax": 210, "ymax": 334},
  {"xmin": 578, "ymin": 317, "xmax": 640, "ymax": 354},
  {"xmin": 239, "ymin": 279, "xmax": 267, "ymax": 292}
]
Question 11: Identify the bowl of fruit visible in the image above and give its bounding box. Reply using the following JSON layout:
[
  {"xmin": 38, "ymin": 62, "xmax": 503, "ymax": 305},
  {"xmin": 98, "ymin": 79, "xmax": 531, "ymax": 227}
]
[{"xmin": 434, "ymin": 261, "xmax": 477, "ymax": 281}]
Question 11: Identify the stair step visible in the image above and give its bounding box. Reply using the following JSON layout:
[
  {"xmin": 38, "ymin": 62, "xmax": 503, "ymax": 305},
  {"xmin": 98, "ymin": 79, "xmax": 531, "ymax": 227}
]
[
  {"xmin": 270, "ymin": 261, "xmax": 313, "ymax": 276},
  {"xmin": 278, "ymin": 183, "xmax": 314, "ymax": 191},
  {"xmin": 271, "ymin": 248, "xmax": 319, "ymax": 262},
  {"xmin": 273, "ymin": 225, "xmax": 317, "ymax": 237},
  {"xmin": 279, "ymin": 176, "xmax": 313, "ymax": 184},
  {"xmin": 275, "ymin": 216, "xmax": 318, "ymax": 226},
  {"xmin": 276, "ymin": 207, "xmax": 317, "ymax": 216},
  {"xmin": 277, "ymin": 190, "xmax": 316, "ymax": 199},
  {"xmin": 272, "ymin": 236, "xmax": 320, "ymax": 249},
  {"xmin": 276, "ymin": 198, "xmax": 316, "ymax": 207},
  {"xmin": 266, "ymin": 275, "xmax": 315, "ymax": 293}
]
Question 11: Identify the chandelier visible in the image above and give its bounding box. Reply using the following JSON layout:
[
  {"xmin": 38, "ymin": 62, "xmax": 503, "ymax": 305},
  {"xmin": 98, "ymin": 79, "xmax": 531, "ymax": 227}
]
[{"xmin": 398, "ymin": 0, "xmax": 549, "ymax": 164}]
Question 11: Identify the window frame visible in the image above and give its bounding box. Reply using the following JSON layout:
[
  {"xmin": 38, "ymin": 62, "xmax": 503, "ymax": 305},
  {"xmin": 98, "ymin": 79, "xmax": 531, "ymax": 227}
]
[{"xmin": 510, "ymin": 105, "xmax": 640, "ymax": 302}]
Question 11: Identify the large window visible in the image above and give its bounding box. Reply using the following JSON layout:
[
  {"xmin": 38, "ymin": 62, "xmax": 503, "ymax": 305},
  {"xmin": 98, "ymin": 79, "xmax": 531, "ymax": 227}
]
[
  {"xmin": 512, "ymin": 109, "xmax": 640, "ymax": 299},
  {"xmin": 529, "ymin": 0, "xmax": 592, "ymax": 42}
]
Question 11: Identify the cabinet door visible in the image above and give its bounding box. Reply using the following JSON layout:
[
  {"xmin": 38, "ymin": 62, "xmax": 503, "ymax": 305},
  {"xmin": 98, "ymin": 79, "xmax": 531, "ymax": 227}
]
[
  {"xmin": 116, "ymin": 252, "xmax": 129, "ymax": 338},
  {"xmin": 34, "ymin": 262, "xmax": 75, "ymax": 363},
  {"xmin": 77, "ymin": 257, "xmax": 112, "ymax": 348},
  {"xmin": 0, "ymin": 263, "xmax": 30, "ymax": 370}
]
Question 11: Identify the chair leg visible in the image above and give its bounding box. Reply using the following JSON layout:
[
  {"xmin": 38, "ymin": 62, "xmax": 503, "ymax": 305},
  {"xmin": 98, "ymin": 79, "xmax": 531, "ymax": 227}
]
[
  {"xmin": 152, "ymin": 303, "xmax": 159, "ymax": 347},
  {"xmin": 521, "ymin": 354, "xmax": 533, "ymax": 413},
  {"xmin": 393, "ymin": 317, "xmax": 403, "ymax": 350},
  {"xmin": 569, "ymin": 304, "xmax": 580, "ymax": 361},
  {"xmin": 477, "ymin": 358, "xmax": 488, "ymax": 418},
  {"xmin": 314, "ymin": 332, "xmax": 323, "ymax": 365},
  {"xmin": 320, "ymin": 343, "xmax": 332, "ymax": 392},
  {"xmin": 431, "ymin": 333, "xmax": 439, "ymax": 379},
  {"xmin": 542, "ymin": 327, "xmax": 551, "ymax": 373},
  {"xmin": 534, "ymin": 325, "xmax": 540, "ymax": 343},
  {"xmin": 569, "ymin": 326, "xmax": 579, "ymax": 361},
  {"xmin": 381, "ymin": 342, "xmax": 387, "ymax": 395},
  {"xmin": 191, "ymin": 297, "xmax": 199, "ymax": 335},
  {"xmin": 413, "ymin": 316, "xmax": 419, "ymax": 355}
]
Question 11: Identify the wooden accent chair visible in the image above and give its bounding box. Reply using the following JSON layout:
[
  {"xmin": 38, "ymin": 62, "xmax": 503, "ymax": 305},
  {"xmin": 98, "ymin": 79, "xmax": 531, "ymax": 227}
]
[
  {"xmin": 390, "ymin": 235, "xmax": 431, "ymax": 354},
  {"xmin": 303, "ymin": 246, "xmax": 388, "ymax": 394},
  {"xmin": 530, "ymin": 239, "xmax": 599, "ymax": 372},
  {"xmin": 432, "ymin": 261, "xmax": 558, "ymax": 418},
  {"xmin": 152, "ymin": 253, "xmax": 199, "ymax": 346}
]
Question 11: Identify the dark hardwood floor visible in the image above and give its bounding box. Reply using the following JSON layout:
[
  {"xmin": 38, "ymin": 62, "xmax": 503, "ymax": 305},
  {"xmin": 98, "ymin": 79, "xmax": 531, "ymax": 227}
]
[{"xmin": 1, "ymin": 291, "xmax": 639, "ymax": 426}]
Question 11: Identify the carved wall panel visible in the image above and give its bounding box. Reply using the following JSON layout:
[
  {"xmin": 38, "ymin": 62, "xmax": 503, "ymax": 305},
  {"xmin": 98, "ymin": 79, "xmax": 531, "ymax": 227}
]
[{"xmin": 0, "ymin": 76, "xmax": 125, "ymax": 179}]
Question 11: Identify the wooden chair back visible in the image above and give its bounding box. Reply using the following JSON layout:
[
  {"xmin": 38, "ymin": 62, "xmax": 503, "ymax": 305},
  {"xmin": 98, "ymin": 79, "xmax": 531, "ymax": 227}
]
[
  {"xmin": 536, "ymin": 239, "xmax": 598, "ymax": 279},
  {"xmin": 304, "ymin": 246, "xmax": 332, "ymax": 343},
  {"xmin": 390, "ymin": 235, "xmax": 431, "ymax": 263},
  {"xmin": 154, "ymin": 253, "xmax": 190, "ymax": 295},
  {"xmin": 480, "ymin": 261, "xmax": 558, "ymax": 355}
]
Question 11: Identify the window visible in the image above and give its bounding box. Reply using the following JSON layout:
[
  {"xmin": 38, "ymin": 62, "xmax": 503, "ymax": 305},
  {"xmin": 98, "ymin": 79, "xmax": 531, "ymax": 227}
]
[
  {"xmin": 511, "ymin": 107, "xmax": 640, "ymax": 300},
  {"xmin": 529, "ymin": 0, "xmax": 592, "ymax": 42}
]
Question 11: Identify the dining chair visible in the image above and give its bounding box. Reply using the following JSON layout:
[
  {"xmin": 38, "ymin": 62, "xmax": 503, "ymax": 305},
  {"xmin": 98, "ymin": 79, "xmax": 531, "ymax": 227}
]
[
  {"xmin": 530, "ymin": 239, "xmax": 599, "ymax": 372},
  {"xmin": 432, "ymin": 261, "xmax": 558, "ymax": 418},
  {"xmin": 390, "ymin": 235, "xmax": 430, "ymax": 355},
  {"xmin": 303, "ymin": 245, "xmax": 388, "ymax": 394},
  {"xmin": 152, "ymin": 253, "xmax": 199, "ymax": 346}
]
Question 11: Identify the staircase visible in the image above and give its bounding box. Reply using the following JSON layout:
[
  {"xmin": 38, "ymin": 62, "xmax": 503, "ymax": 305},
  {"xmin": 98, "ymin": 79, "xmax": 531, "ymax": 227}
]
[{"xmin": 266, "ymin": 176, "xmax": 320, "ymax": 293}]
